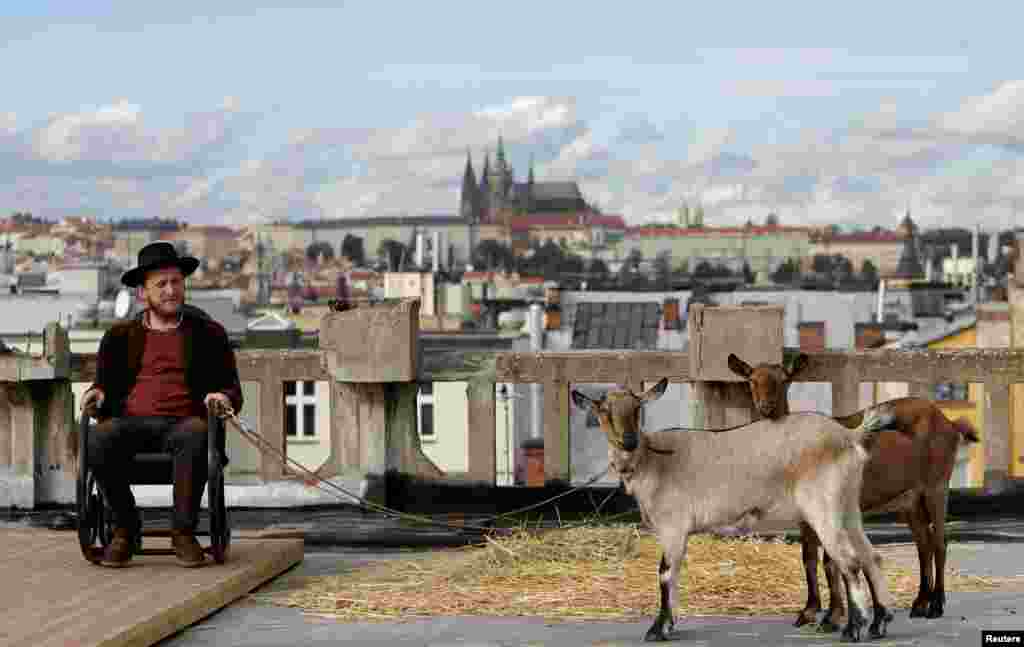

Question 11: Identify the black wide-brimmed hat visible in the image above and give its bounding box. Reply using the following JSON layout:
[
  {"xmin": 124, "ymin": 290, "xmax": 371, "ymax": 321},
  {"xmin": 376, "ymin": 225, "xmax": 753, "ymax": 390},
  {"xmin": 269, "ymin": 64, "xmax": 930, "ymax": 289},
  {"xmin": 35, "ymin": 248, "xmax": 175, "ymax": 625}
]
[{"xmin": 121, "ymin": 241, "xmax": 200, "ymax": 287}]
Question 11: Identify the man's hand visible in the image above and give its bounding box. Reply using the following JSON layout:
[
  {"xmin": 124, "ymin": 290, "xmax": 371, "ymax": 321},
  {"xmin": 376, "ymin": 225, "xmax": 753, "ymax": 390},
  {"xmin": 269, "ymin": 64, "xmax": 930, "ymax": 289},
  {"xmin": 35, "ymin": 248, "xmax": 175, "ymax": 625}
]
[
  {"xmin": 81, "ymin": 388, "xmax": 104, "ymax": 419},
  {"xmin": 204, "ymin": 392, "xmax": 232, "ymax": 418}
]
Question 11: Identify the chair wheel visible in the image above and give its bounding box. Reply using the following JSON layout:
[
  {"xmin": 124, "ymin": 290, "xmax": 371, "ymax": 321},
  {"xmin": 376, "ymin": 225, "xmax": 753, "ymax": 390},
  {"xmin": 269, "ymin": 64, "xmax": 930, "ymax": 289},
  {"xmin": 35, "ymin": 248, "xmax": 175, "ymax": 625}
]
[
  {"xmin": 208, "ymin": 471, "xmax": 230, "ymax": 564},
  {"xmin": 77, "ymin": 470, "xmax": 106, "ymax": 560}
]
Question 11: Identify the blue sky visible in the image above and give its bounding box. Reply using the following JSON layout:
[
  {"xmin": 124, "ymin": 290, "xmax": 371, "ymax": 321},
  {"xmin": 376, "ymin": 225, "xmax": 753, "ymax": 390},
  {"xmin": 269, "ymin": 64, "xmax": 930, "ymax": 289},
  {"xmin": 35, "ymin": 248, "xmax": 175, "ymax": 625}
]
[{"xmin": 2, "ymin": 1, "xmax": 1024, "ymax": 230}]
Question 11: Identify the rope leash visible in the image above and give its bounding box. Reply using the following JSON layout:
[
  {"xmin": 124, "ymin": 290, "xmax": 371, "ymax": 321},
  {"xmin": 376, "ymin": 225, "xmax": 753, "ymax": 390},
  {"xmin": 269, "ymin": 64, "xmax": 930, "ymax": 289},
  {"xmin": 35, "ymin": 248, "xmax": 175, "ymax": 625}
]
[{"xmin": 221, "ymin": 408, "xmax": 635, "ymax": 535}]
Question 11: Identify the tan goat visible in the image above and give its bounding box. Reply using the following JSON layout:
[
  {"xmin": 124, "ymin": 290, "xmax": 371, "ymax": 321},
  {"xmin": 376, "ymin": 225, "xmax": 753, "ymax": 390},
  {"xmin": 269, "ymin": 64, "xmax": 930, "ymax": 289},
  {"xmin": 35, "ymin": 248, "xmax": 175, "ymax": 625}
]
[
  {"xmin": 571, "ymin": 378, "xmax": 899, "ymax": 643},
  {"xmin": 728, "ymin": 352, "xmax": 980, "ymax": 630}
]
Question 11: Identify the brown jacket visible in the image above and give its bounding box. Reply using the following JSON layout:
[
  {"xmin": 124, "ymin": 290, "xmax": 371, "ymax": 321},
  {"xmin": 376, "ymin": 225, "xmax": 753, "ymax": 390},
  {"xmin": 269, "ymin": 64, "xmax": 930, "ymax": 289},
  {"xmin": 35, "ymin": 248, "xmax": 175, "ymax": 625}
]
[{"xmin": 89, "ymin": 306, "xmax": 243, "ymax": 420}]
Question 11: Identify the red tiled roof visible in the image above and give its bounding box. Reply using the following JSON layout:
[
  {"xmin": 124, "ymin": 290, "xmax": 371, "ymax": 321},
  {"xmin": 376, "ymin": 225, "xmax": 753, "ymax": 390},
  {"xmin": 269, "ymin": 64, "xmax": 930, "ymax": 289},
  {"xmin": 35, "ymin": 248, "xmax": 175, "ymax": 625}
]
[
  {"xmin": 497, "ymin": 212, "xmax": 627, "ymax": 232},
  {"xmin": 811, "ymin": 231, "xmax": 906, "ymax": 243},
  {"xmin": 628, "ymin": 225, "xmax": 811, "ymax": 238},
  {"xmin": 589, "ymin": 214, "xmax": 627, "ymax": 229}
]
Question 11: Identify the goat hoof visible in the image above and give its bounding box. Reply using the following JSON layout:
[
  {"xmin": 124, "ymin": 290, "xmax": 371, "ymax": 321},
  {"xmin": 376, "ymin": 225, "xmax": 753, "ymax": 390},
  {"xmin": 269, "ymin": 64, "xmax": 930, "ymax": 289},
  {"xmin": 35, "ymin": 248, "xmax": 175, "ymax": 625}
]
[
  {"xmin": 643, "ymin": 626, "xmax": 670, "ymax": 642},
  {"xmin": 910, "ymin": 595, "xmax": 930, "ymax": 618},
  {"xmin": 817, "ymin": 617, "xmax": 842, "ymax": 633},
  {"xmin": 926, "ymin": 602, "xmax": 944, "ymax": 619},
  {"xmin": 793, "ymin": 609, "xmax": 818, "ymax": 627},
  {"xmin": 841, "ymin": 620, "xmax": 864, "ymax": 643},
  {"xmin": 869, "ymin": 609, "xmax": 894, "ymax": 639}
]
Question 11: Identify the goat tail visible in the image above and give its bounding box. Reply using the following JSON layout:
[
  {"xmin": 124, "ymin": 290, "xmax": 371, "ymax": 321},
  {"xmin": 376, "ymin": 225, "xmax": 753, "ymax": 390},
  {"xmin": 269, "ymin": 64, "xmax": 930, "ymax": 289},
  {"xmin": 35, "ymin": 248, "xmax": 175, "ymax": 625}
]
[
  {"xmin": 854, "ymin": 402, "xmax": 898, "ymax": 451},
  {"xmin": 953, "ymin": 417, "xmax": 981, "ymax": 445}
]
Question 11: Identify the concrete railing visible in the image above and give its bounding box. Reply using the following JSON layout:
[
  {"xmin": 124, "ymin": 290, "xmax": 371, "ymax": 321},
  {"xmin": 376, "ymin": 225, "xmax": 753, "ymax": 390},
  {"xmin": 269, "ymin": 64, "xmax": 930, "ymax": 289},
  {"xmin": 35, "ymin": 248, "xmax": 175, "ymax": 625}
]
[{"xmin": 3, "ymin": 314, "xmax": 1024, "ymax": 508}]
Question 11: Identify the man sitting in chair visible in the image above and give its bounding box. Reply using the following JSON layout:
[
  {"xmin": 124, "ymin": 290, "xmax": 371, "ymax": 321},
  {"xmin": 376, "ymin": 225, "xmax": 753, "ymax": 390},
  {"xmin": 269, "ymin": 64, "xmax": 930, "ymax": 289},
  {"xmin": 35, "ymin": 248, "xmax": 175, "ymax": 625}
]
[{"xmin": 80, "ymin": 241, "xmax": 243, "ymax": 568}]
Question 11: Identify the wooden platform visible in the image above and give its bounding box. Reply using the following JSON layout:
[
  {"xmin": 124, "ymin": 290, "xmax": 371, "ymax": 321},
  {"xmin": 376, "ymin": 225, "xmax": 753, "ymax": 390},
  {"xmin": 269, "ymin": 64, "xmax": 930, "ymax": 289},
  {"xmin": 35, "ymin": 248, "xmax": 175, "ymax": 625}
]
[{"xmin": 0, "ymin": 527, "xmax": 303, "ymax": 647}]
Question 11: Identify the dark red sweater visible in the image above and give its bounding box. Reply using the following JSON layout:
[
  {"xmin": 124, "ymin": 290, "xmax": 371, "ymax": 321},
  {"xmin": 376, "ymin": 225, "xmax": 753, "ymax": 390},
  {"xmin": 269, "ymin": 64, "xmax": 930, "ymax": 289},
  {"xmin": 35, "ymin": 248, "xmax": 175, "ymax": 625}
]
[{"xmin": 123, "ymin": 329, "xmax": 201, "ymax": 418}]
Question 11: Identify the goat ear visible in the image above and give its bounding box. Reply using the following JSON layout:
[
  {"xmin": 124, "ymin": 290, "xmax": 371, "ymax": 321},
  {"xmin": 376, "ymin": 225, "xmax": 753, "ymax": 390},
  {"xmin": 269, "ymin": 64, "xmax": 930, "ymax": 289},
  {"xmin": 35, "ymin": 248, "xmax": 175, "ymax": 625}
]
[
  {"xmin": 785, "ymin": 352, "xmax": 810, "ymax": 379},
  {"xmin": 570, "ymin": 389, "xmax": 594, "ymax": 411},
  {"xmin": 727, "ymin": 353, "xmax": 753, "ymax": 378},
  {"xmin": 641, "ymin": 377, "xmax": 669, "ymax": 402}
]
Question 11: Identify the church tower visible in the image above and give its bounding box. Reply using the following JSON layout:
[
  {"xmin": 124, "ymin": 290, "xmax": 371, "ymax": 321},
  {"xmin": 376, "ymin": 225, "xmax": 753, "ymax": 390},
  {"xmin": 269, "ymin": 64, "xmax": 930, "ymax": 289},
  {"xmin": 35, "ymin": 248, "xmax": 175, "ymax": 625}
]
[
  {"xmin": 478, "ymin": 152, "xmax": 492, "ymax": 223},
  {"xmin": 459, "ymin": 150, "xmax": 479, "ymax": 222},
  {"xmin": 487, "ymin": 136, "xmax": 511, "ymax": 213}
]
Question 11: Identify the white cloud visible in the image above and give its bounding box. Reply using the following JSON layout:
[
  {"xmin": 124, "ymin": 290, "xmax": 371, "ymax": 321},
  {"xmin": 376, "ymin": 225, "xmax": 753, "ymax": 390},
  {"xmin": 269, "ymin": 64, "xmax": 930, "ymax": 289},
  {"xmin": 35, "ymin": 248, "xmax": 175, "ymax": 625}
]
[
  {"xmin": 936, "ymin": 79, "xmax": 1024, "ymax": 143},
  {"xmin": 4, "ymin": 87, "xmax": 1024, "ymax": 231},
  {"xmin": 30, "ymin": 99, "xmax": 239, "ymax": 165},
  {"xmin": 0, "ymin": 112, "xmax": 17, "ymax": 135}
]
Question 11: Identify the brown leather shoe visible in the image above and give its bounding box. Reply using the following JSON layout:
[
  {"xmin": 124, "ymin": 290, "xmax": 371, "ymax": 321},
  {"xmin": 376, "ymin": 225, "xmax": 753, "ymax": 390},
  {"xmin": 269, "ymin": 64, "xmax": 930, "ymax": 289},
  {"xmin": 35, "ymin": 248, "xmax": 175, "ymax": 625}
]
[
  {"xmin": 171, "ymin": 530, "xmax": 207, "ymax": 568},
  {"xmin": 99, "ymin": 527, "xmax": 134, "ymax": 568}
]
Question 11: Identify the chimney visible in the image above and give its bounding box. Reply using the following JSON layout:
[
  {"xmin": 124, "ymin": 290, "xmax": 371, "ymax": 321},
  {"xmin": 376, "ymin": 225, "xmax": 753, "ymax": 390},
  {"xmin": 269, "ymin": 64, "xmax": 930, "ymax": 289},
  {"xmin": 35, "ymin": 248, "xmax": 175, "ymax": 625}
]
[
  {"xmin": 544, "ymin": 286, "xmax": 562, "ymax": 330},
  {"xmin": 798, "ymin": 321, "xmax": 826, "ymax": 352},
  {"xmin": 855, "ymin": 322, "xmax": 885, "ymax": 350},
  {"xmin": 415, "ymin": 232, "xmax": 425, "ymax": 268},
  {"xmin": 662, "ymin": 297, "xmax": 680, "ymax": 330},
  {"xmin": 876, "ymin": 279, "xmax": 886, "ymax": 322},
  {"xmin": 432, "ymin": 230, "xmax": 441, "ymax": 272}
]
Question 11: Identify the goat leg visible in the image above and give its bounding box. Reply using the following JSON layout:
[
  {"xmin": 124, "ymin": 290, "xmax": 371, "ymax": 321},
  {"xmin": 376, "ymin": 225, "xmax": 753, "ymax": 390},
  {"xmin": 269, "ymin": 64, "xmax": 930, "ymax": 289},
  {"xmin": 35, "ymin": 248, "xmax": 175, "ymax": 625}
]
[
  {"xmin": 839, "ymin": 570, "xmax": 868, "ymax": 643},
  {"xmin": 644, "ymin": 538, "xmax": 688, "ymax": 642},
  {"xmin": 644, "ymin": 554, "xmax": 675, "ymax": 642},
  {"xmin": 795, "ymin": 522, "xmax": 823, "ymax": 627},
  {"xmin": 817, "ymin": 549, "xmax": 847, "ymax": 633},
  {"xmin": 906, "ymin": 500, "xmax": 934, "ymax": 618},
  {"xmin": 925, "ymin": 489, "xmax": 948, "ymax": 619},
  {"xmin": 864, "ymin": 554, "xmax": 894, "ymax": 639}
]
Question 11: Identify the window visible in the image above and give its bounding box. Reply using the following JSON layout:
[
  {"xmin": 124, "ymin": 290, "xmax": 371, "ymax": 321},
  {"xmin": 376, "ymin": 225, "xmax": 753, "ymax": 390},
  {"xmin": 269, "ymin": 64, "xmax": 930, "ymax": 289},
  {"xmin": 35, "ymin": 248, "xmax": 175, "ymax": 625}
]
[
  {"xmin": 417, "ymin": 383, "xmax": 435, "ymax": 440},
  {"xmin": 934, "ymin": 382, "xmax": 969, "ymax": 402},
  {"xmin": 584, "ymin": 389, "xmax": 607, "ymax": 427},
  {"xmin": 284, "ymin": 380, "xmax": 318, "ymax": 438}
]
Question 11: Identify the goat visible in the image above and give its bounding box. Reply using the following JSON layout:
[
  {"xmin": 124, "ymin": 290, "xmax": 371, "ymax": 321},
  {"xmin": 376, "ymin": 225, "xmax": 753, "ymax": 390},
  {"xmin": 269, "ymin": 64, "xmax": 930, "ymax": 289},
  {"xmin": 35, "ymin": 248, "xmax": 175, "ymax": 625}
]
[
  {"xmin": 571, "ymin": 378, "xmax": 898, "ymax": 643},
  {"xmin": 728, "ymin": 352, "xmax": 981, "ymax": 630}
]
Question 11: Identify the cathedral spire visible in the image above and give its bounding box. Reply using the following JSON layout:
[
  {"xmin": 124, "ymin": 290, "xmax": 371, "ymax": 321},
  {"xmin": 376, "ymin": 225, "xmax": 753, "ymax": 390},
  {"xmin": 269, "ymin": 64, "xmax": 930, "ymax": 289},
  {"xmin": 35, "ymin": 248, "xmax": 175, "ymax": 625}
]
[
  {"xmin": 479, "ymin": 152, "xmax": 491, "ymax": 193},
  {"xmin": 460, "ymin": 149, "xmax": 478, "ymax": 221},
  {"xmin": 496, "ymin": 135, "xmax": 506, "ymax": 167}
]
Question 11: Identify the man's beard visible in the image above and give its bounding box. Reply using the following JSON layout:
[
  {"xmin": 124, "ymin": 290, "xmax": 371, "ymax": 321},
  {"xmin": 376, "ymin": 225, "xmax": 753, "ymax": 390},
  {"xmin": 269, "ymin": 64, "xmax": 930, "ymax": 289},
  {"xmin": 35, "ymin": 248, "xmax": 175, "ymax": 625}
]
[{"xmin": 149, "ymin": 298, "xmax": 182, "ymax": 318}]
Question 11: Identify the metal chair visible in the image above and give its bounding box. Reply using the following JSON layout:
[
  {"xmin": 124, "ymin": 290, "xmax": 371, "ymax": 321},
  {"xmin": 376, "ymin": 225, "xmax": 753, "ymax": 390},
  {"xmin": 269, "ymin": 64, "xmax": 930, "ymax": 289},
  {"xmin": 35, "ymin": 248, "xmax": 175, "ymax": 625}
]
[{"xmin": 76, "ymin": 406, "xmax": 231, "ymax": 564}]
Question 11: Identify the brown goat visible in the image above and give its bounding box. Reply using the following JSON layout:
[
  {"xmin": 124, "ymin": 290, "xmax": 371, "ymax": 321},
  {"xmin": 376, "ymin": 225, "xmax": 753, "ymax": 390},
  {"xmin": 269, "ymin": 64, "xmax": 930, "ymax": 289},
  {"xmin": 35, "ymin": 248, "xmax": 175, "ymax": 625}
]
[{"xmin": 728, "ymin": 352, "xmax": 980, "ymax": 631}]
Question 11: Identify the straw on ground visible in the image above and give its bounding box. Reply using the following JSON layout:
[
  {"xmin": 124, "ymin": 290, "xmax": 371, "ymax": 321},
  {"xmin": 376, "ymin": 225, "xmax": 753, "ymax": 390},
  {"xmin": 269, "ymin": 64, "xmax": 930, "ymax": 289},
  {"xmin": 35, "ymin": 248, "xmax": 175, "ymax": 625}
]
[{"xmin": 257, "ymin": 525, "xmax": 1015, "ymax": 622}]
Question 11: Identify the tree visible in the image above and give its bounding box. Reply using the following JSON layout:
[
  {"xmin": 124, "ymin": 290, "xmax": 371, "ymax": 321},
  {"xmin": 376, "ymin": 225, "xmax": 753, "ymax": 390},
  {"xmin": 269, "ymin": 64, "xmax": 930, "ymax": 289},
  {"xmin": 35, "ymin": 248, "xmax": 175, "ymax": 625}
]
[
  {"xmin": 341, "ymin": 234, "xmax": 366, "ymax": 267},
  {"xmin": 520, "ymin": 240, "xmax": 568, "ymax": 280},
  {"xmin": 588, "ymin": 258, "xmax": 610, "ymax": 287},
  {"xmin": 771, "ymin": 258, "xmax": 801, "ymax": 284},
  {"xmin": 617, "ymin": 249, "xmax": 643, "ymax": 287},
  {"xmin": 832, "ymin": 254, "xmax": 853, "ymax": 281},
  {"xmin": 812, "ymin": 253, "xmax": 854, "ymax": 283},
  {"xmin": 743, "ymin": 261, "xmax": 755, "ymax": 284},
  {"xmin": 811, "ymin": 254, "xmax": 833, "ymax": 275},
  {"xmin": 861, "ymin": 259, "xmax": 879, "ymax": 286},
  {"xmin": 378, "ymin": 239, "xmax": 408, "ymax": 271},
  {"xmin": 654, "ymin": 251, "xmax": 673, "ymax": 289},
  {"xmin": 472, "ymin": 240, "xmax": 515, "ymax": 271},
  {"xmin": 306, "ymin": 241, "xmax": 334, "ymax": 262},
  {"xmin": 693, "ymin": 261, "xmax": 716, "ymax": 278}
]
